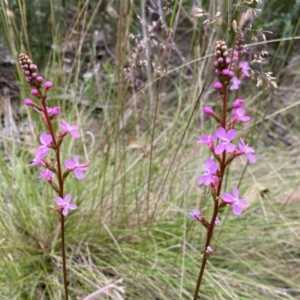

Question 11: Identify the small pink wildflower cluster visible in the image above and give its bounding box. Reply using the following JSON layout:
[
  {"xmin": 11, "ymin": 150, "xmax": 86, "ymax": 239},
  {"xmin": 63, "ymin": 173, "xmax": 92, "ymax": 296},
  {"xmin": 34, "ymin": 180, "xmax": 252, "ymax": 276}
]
[
  {"xmin": 190, "ymin": 36, "xmax": 256, "ymax": 229},
  {"xmin": 19, "ymin": 53, "xmax": 89, "ymax": 216}
]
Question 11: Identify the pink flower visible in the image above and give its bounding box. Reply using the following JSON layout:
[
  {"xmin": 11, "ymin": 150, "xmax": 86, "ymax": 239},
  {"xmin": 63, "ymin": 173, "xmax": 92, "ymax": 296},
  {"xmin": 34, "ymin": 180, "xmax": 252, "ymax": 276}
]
[
  {"xmin": 222, "ymin": 187, "xmax": 248, "ymax": 215},
  {"xmin": 230, "ymin": 77, "xmax": 241, "ymax": 90},
  {"xmin": 238, "ymin": 138, "xmax": 256, "ymax": 163},
  {"xmin": 198, "ymin": 158, "xmax": 218, "ymax": 186},
  {"xmin": 29, "ymin": 148, "xmax": 48, "ymax": 166},
  {"xmin": 233, "ymin": 108, "xmax": 251, "ymax": 122},
  {"xmin": 59, "ymin": 119, "xmax": 80, "ymax": 138},
  {"xmin": 206, "ymin": 246, "xmax": 213, "ymax": 254},
  {"xmin": 47, "ymin": 107, "xmax": 60, "ymax": 117},
  {"xmin": 37, "ymin": 132, "xmax": 53, "ymax": 156},
  {"xmin": 64, "ymin": 155, "xmax": 89, "ymax": 180},
  {"xmin": 197, "ymin": 134, "xmax": 216, "ymax": 148},
  {"xmin": 239, "ymin": 61, "xmax": 250, "ymax": 77},
  {"xmin": 55, "ymin": 194, "xmax": 77, "ymax": 216},
  {"xmin": 38, "ymin": 169, "xmax": 53, "ymax": 182},
  {"xmin": 189, "ymin": 209, "xmax": 202, "ymax": 221},
  {"xmin": 215, "ymin": 127, "xmax": 236, "ymax": 154}
]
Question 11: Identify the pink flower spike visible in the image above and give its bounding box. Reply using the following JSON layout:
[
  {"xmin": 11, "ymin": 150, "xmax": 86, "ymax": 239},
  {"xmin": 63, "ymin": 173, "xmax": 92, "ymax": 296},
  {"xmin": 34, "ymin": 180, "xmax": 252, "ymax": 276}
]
[
  {"xmin": 232, "ymin": 99, "xmax": 245, "ymax": 108},
  {"xmin": 230, "ymin": 77, "xmax": 241, "ymax": 90},
  {"xmin": 59, "ymin": 119, "xmax": 80, "ymax": 138},
  {"xmin": 55, "ymin": 194, "xmax": 77, "ymax": 216},
  {"xmin": 38, "ymin": 169, "xmax": 53, "ymax": 182},
  {"xmin": 198, "ymin": 158, "xmax": 218, "ymax": 186},
  {"xmin": 222, "ymin": 187, "xmax": 248, "ymax": 215},
  {"xmin": 44, "ymin": 81, "xmax": 53, "ymax": 90},
  {"xmin": 233, "ymin": 108, "xmax": 251, "ymax": 122},
  {"xmin": 215, "ymin": 127, "xmax": 236, "ymax": 155},
  {"xmin": 203, "ymin": 106, "xmax": 214, "ymax": 116},
  {"xmin": 238, "ymin": 138, "xmax": 256, "ymax": 163},
  {"xmin": 213, "ymin": 81, "xmax": 223, "ymax": 90},
  {"xmin": 189, "ymin": 209, "xmax": 202, "ymax": 221},
  {"xmin": 65, "ymin": 155, "xmax": 89, "ymax": 180}
]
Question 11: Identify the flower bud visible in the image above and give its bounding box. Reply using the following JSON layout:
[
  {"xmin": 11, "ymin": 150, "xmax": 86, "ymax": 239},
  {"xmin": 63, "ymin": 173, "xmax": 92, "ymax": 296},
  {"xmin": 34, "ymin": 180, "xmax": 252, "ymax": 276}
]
[
  {"xmin": 213, "ymin": 81, "xmax": 223, "ymax": 90},
  {"xmin": 44, "ymin": 81, "xmax": 53, "ymax": 90},
  {"xmin": 24, "ymin": 98, "xmax": 35, "ymax": 106},
  {"xmin": 233, "ymin": 99, "xmax": 245, "ymax": 108},
  {"xmin": 203, "ymin": 106, "xmax": 214, "ymax": 116},
  {"xmin": 31, "ymin": 88, "xmax": 39, "ymax": 96}
]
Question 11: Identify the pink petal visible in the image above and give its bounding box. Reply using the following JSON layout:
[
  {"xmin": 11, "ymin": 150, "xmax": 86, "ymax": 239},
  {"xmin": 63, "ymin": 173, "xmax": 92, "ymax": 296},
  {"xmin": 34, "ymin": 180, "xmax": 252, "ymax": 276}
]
[
  {"xmin": 247, "ymin": 153, "xmax": 256, "ymax": 163},
  {"xmin": 227, "ymin": 129, "xmax": 236, "ymax": 141},
  {"xmin": 225, "ymin": 143, "xmax": 235, "ymax": 153},
  {"xmin": 222, "ymin": 192, "xmax": 234, "ymax": 204},
  {"xmin": 64, "ymin": 194, "xmax": 72, "ymax": 203},
  {"xmin": 215, "ymin": 144, "xmax": 225, "ymax": 155},
  {"xmin": 238, "ymin": 199, "xmax": 248, "ymax": 207},
  {"xmin": 75, "ymin": 169, "xmax": 85, "ymax": 180},
  {"xmin": 65, "ymin": 160, "xmax": 76, "ymax": 169},
  {"xmin": 62, "ymin": 207, "xmax": 69, "ymax": 216},
  {"xmin": 216, "ymin": 127, "xmax": 226, "ymax": 139},
  {"xmin": 55, "ymin": 197, "xmax": 65, "ymax": 206},
  {"xmin": 70, "ymin": 131, "xmax": 80, "ymax": 138},
  {"xmin": 233, "ymin": 204, "xmax": 242, "ymax": 215},
  {"xmin": 68, "ymin": 204, "xmax": 77, "ymax": 210},
  {"xmin": 232, "ymin": 187, "xmax": 239, "ymax": 198}
]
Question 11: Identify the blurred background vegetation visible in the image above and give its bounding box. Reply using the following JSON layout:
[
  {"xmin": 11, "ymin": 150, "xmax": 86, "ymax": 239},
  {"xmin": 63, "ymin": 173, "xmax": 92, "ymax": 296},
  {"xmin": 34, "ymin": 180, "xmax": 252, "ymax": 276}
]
[{"xmin": 0, "ymin": 0, "xmax": 300, "ymax": 299}]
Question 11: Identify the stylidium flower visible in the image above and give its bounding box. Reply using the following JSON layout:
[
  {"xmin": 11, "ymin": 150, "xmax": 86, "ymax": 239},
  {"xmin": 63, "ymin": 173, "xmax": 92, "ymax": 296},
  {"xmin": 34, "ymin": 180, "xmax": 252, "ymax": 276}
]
[
  {"xmin": 38, "ymin": 169, "xmax": 53, "ymax": 182},
  {"xmin": 55, "ymin": 194, "xmax": 77, "ymax": 216},
  {"xmin": 215, "ymin": 127, "xmax": 236, "ymax": 155},
  {"xmin": 233, "ymin": 108, "xmax": 251, "ymax": 122},
  {"xmin": 214, "ymin": 217, "xmax": 221, "ymax": 226},
  {"xmin": 29, "ymin": 148, "xmax": 48, "ymax": 166},
  {"xmin": 197, "ymin": 134, "xmax": 216, "ymax": 148},
  {"xmin": 198, "ymin": 158, "xmax": 218, "ymax": 186},
  {"xmin": 189, "ymin": 209, "xmax": 202, "ymax": 221},
  {"xmin": 230, "ymin": 77, "xmax": 241, "ymax": 90},
  {"xmin": 37, "ymin": 132, "xmax": 53, "ymax": 155},
  {"xmin": 238, "ymin": 138, "xmax": 256, "ymax": 163},
  {"xmin": 59, "ymin": 119, "xmax": 80, "ymax": 138},
  {"xmin": 64, "ymin": 155, "xmax": 89, "ymax": 180},
  {"xmin": 222, "ymin": 187, "xmax": 248, "ymax": 215},
  {"xmin": 239, "ymin": 61, "xmax": 250, "ymax": 77},
  {"xmin": 206, "ymin": 246, "xmax": 213, "ymax": 254}
]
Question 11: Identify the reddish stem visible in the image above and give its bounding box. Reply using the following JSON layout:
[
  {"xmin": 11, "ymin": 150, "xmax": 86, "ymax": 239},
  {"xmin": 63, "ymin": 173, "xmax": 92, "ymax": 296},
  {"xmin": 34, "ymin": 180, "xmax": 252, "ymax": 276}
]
[{"xmin": 193, "ymin": 85, "xmax": 228, "ymax": 299}]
